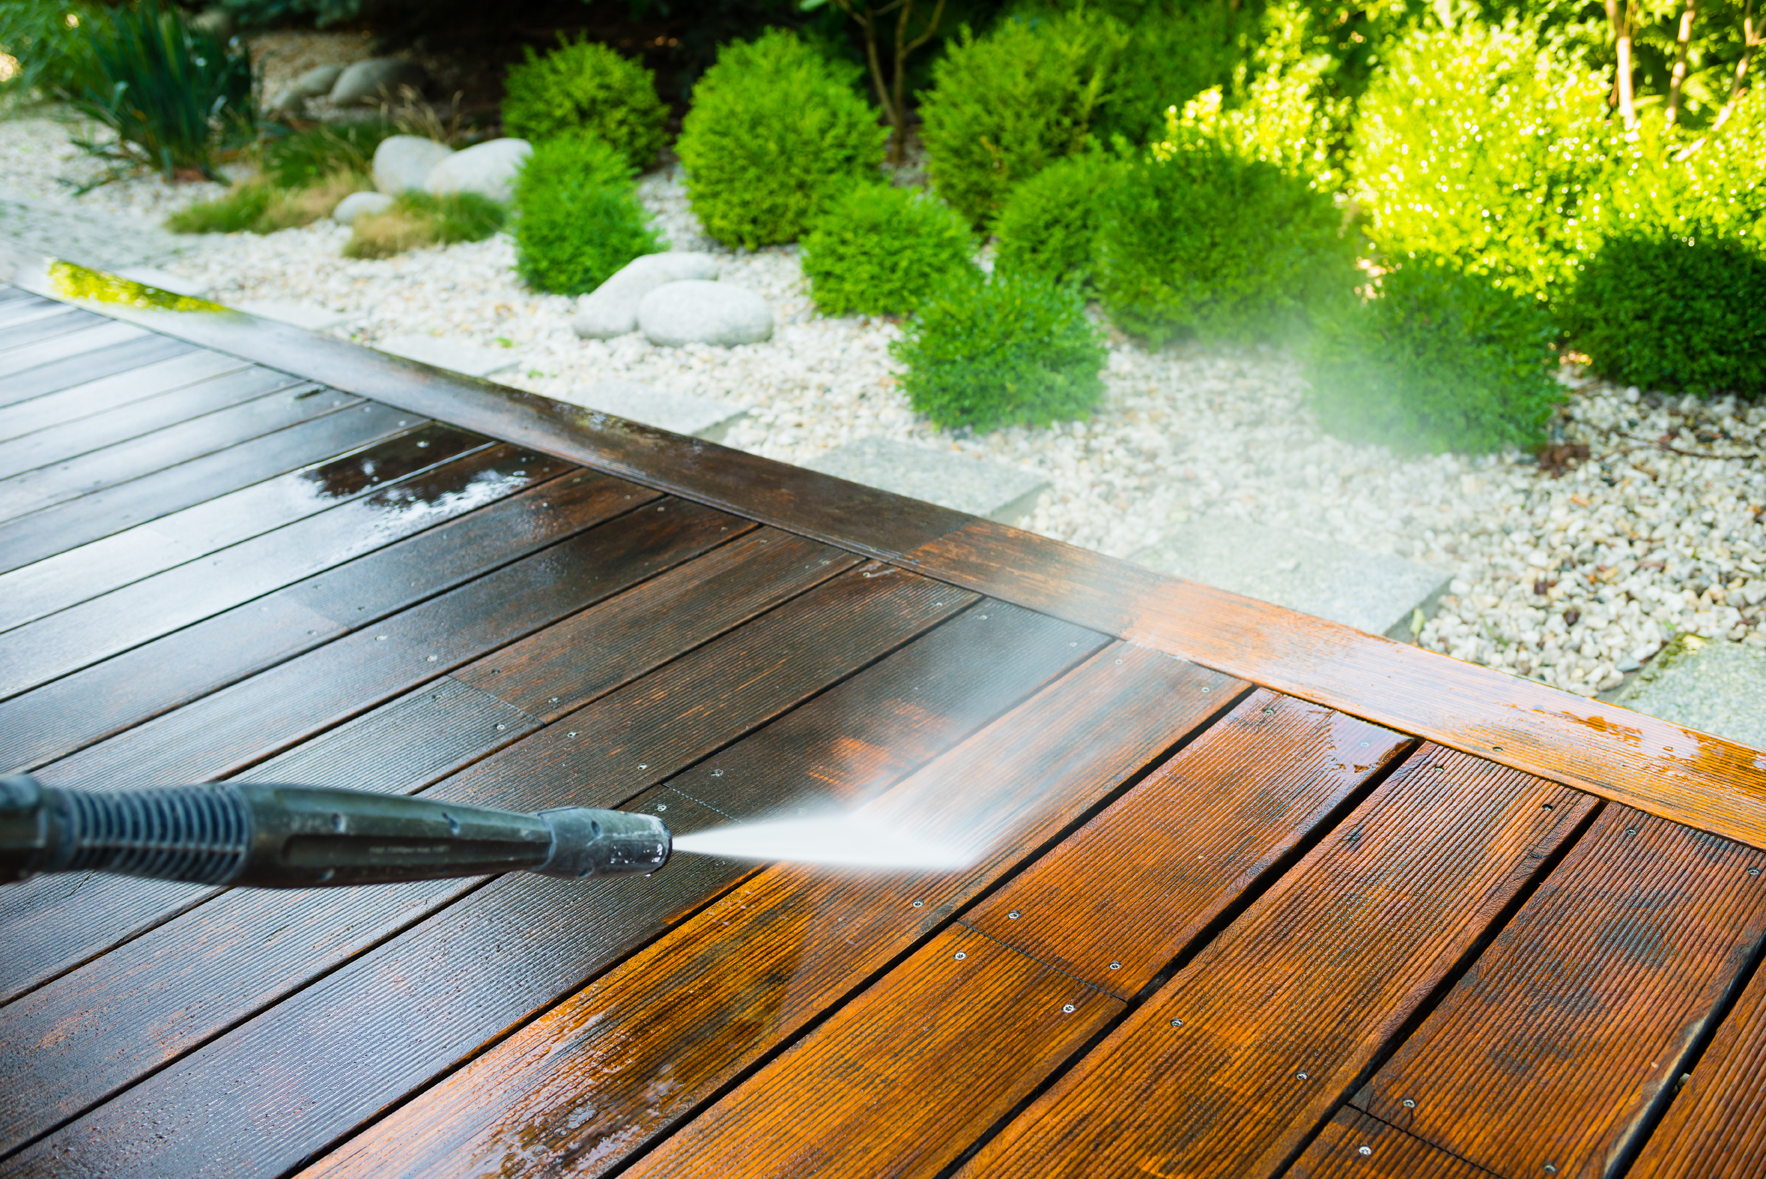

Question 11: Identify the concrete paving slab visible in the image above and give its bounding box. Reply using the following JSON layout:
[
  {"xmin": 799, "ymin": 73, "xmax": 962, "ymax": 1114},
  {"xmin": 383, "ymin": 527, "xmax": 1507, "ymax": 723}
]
[
  {"xmin": 236, "ymin": 300, "xmax": 353, "ymax": 332},
  {"xmin": 1615, "ymin": 636, "xmax": 1766, "ymax": 751},
  {"xmin": 0, "ymin": 190, "xmax": 200, "ymax": 271},
  {"xmin": 549, "ymin": 378, "xmax": 747, "ymax": 443},
  {"xmin": 374, "ymin": 333, "xmax": 518, "ymax": 378},
  {"xmin": 805, "ymin": 437, "xmax": 1050, "ymax": 525},
  {"xmin": 1133, "ymin": 518, "xmax": 1451, "ymax": 640}
]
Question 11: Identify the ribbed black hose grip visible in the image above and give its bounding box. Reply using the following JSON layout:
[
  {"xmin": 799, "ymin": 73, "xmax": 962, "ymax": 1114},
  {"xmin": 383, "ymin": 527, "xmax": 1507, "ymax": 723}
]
[{"xmin": 60, "ymin": 785, "xmax": 251, "ymax": 885}]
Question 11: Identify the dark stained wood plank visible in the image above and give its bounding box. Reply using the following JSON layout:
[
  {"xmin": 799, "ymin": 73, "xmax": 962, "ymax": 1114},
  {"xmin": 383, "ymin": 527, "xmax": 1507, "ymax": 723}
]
[
  {"xmin": 903, "ymin": 518, "xmax": 1766, "ymax": 851},
  {"xmin": 0, "ymin": 349, "xmax": 248, "ymax": 443},
  {"xmin": 1286, "ymin": 1109, "xmax": 1497, "ymax": 1178},
  {"xmin": 2, "ymin": 569, "xmax": 978, "ymax": 1179},
  {"xmin": 0, "ymin": 320, "xmax": 147, "ymax": 379},
  {"xmin": 0, "ymin": 367, "xmax": 309, "ymax": 484},
  {"xmin": 965, "ymin": 690, "xmax": 1412, "ymax": 997},
  {"xmin": 954, "ymin": 748, "xmax": 1597, "ymax": 1179},
  {"xmin": 0, "ymin": 334, "xmax": 193, "ymax": 408},
  {"xmin": 297, "ymin": 644, "xmax": 1232, "ymax": 1179},
  {"xmin": 632, "ymin": 927, "xmax": 1123, "ymax": 1179},
  {"xmin": 0, "ymin": 471, "xmax": 652, "ymax": 774},
  {"xmin": 1353, "ymin": 805, "xmax": 1766, "ymax": 1178},
  {"xmin": 0, "ymin": 305, "xmax": 99, "ymax": 351}
]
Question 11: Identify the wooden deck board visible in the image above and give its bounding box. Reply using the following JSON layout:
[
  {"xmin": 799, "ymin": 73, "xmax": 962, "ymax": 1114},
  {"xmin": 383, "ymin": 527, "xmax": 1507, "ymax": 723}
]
[{"xmin": 5, "ymin": 271, "xmax": 1766, "ymax": 1179}]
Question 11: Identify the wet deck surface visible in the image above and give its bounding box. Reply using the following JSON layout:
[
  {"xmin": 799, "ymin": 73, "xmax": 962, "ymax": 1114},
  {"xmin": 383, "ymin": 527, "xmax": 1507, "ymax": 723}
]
[{"xmin": 4, "ymin": 270, "xmax": 1766, "ymax": 1179}]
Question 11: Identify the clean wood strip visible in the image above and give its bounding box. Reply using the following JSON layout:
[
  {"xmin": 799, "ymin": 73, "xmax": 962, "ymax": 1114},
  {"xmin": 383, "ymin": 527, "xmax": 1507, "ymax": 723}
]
[
  {"xmin": 0, "ymin": 469, "xmax": 640, "ymax": 773},
  {"xmin": 0, "ymin": 334, "xmax": 192, "ymax": 408},
  {"xmin": 0, "ymin": 305, "xmax": 99, "ymax": 352},
  {"xmin": 956, "ymin": 747, "xmax": 1595, "ymax": 1179},
  {"xmin": 1286, "ymin": 1109, "xmax": 1497, "ymax": 1178},
  {"xmin": 0, "ymin": 349, "xmax": 248, "ymax": 444},
  {"xmin": 902, "ymin": 519, "xmax": 1766, "ymax": 850},
  {"xmin": 3, "ymin": 569, "xmax": 978, "ymax": 1179},
  {"xmin": 966, "ymin": 690, "xmax": 1412, "ymax": 996},
  {"xmin": 1354, "ymin": 805, "xmax": 1766, "ymax": 1178},
  {"xmin": 0, "ymin": 296, "xmax": 64, "ymax": 328},
  {"xmin": 298, "ymin": 645, "xmax": 1233, "ymax": 1179},
  {"xmin": 0, "ymin": 319, "xmax": 145, "ymax": 378}
]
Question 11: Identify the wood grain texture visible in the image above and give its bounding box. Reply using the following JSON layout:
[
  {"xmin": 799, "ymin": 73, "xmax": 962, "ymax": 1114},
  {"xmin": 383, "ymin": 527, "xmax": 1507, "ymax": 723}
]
[
  {"xmin": 0, "ymin": 470, "xmax": 645, "ymax": 774},
  {"xmin": 0, "ymin": 349, "xmax": 248, "ymax": 444},
  {"xmin": 0, "ymin": 306, "xmax": 99, "ymax": 351},
  {"xmin": 299, "ymin": 644, "xmax": 1234, "ymax": 1179},
  {"xmin": 632, "ymin": 926, "xmax": 1124, "ymax": 1179},
  {"xmin": 1286, "ymin": 1109, "xmax": 1497, "ymax": 1179},
  {"xmin": 966, "ymin": 690, "xmax": 1413, "ymax": 997},
  {"xmin": 956, "ymin": 747, "xmax": 1597, "ymax": 1179},
  {"xmin": 902, "ymin": 519, "xmax": 1766, "ymax": 851},
  {"xmin": 1354, "ymin": 805, "xmax": 1766, "ymax": 1178},
  {"xmin": 0, "ymin": 320, "xmax": 145, "ymax": 378},
  {"xmin": 2, "ymin": 570, "xmax": 975, "ymax": 1179},
  {"xmin": 0, "ymin": 334, "xmax": 192, "ymax": 408}
]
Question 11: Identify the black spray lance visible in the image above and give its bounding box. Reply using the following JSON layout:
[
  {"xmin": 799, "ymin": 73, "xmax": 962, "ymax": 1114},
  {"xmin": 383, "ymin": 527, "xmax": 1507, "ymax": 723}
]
[{"xmin": 0, "ymin": 774, "xmax": 671, "ymax": 889}]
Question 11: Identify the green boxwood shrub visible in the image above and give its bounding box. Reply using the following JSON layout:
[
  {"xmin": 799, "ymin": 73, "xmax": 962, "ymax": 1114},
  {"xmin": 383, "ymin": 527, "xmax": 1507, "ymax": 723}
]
[
  {"xmin": 801, "ymin": 185, "xmax": 975, "ymax": 317},
  {"xmin": 1094, "ymin": 132, "xmax": 1354, "ymax": 344},
  {"xmin": 891, "ymin": 268, "xmax": 1107, "ymax": 432},
  {"xmin": 1304, "ymin": 257, "xmax": 1564, "ymax": 454},
  {"xmin": 918, "ymin": 11, "xmax": 1121, "ymax": 228},
  {"xmin": 675, "ymin": 29, "xmax": 886, "ymax": 249},
  {"xmin": 1349, "ymin": 22, "xmax": 1613, "ymax": 302},
  {"xmin": 513, "ymin": 134, "xmax": 663, "ymax": 295},
  {"xmin": 1559, "ymin": 231, "xmax": 1766, "ymax": 397},
  {"xmin": 1091, "ymin": 4, "xmax": 1238, "ymax": 149},
  {"xmin": 501, "ymin": 36, "xmax": 669, "ymax": 172},
  {"xmin": 992, "ymin": 151, "xmax": 1121, "ymax": 290}
]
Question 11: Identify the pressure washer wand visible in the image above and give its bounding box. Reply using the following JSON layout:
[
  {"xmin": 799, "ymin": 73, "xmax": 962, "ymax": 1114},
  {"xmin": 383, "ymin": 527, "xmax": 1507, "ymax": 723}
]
[{"xmin": 0, "ymin": 774, "xmax": 670, "ymax": 889}]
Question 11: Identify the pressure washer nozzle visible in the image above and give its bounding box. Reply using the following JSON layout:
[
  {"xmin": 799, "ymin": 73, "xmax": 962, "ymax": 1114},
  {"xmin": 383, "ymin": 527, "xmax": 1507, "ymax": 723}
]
[{"xmin": 0, "ymin": 774, "xmax": 672, "ymax": 890}]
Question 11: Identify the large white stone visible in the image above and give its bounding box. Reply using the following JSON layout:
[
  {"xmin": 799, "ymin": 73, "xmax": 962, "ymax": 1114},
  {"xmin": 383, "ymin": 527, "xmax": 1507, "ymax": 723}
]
[
  {"xmin": 423, "ymin": 138, "xmax": 531, "ymax": 205},
  {"xmin": 329, "ymin": 58, "xmax": 428, "ymax": 106},
  {"xmin": 551, "ymin": 378, "xmax": 748, "ymax": 442},
  {"xmin": 290, "ymin": 64, "xmax": 343, "ymax": 98},
  {"xmin": 371, "ymin": 136, "xmax": 453, "ymax": 195},
  {"xmin": 638, "ymin": 280, "xmax": 772, "ymax": 348},
  {"xmin": 375, "ymin": 334, "xmax": 519, "ymax": 378},
  {"xmin": 570, "ymin": 252, "xmax": 720, "ymax": 340},
  {"xmin": 332, "ymin": 191, "xmax": 394, "ymax": 225}
]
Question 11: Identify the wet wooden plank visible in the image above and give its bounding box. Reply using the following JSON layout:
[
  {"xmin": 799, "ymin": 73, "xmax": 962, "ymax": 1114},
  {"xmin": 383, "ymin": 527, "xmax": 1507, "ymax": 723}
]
[
  {"xmin": 1286, "ymin": 1109, "xmax": 1496, "ymax": 1178},
  {"xmin": 1353, "ymin": 806, "xmax": 1766, "ymax": 1179},
  {"xmin": 0, "ymin": 320, "xmax": 148, "ymax": 379},
  {"xmin": 966, "ymin": 690, "xmax": 1413, "ymax": 997},
  {"xmin": 4, "ymin": 569, "xmax": 977, "ymax": 1179},
  {"xmin": 0, "ymin": 349, "xmax": 249, "ymax": 443},
  {"xmin": 955, "ymin": 748, "xmax": 1596, "ymax": 1179},
  {"xmin": 903, "ymin": 518, "xmax": 1766, "ymax": 852},
  {"xmin": 0, "ymin": 367, "xmax": 310, "ymax": 486},
  {"xmin": 0, "ymin": 305, "xmax": 100, "ymax": 351},
  {"xmin": 299, "ymin": 645, "xmax": 1233, "ymax": 1179},
  {"xmin": 0, "ymin": 334, "xmax": 193, "ymax": 408}
]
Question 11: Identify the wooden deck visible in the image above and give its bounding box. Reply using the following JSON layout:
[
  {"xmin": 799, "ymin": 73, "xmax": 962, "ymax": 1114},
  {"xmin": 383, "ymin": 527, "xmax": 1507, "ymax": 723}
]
[{"xmin": 2, "ymin": 258, "xmax": 1766, "ymax": 1179}]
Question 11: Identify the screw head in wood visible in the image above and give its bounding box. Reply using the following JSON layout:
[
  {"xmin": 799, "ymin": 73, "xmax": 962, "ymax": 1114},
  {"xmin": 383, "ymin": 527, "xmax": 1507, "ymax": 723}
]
[
  {"xmin": 954, "ymin": 952, "xmax": 966, "ymax": 960},
  {"xmin": 1007, "ymin": 911, "xmax": 1020, "ymax": 919},
  {"xmin": 1358, "ymin": 1147, "xmax": 1371, "ymax": 1157},
  {"xmin": 1296, "ymin": 1073, "xmax": 1308, "ymax": 1081},
  {"xmin": 1110, "ymin": 962, "xmax": 1121, "ymax": 970},
  {"xmin": 1170, "ymin": 1018, "xmax": 1183, "ymax": 1027},
  {"xmin": 911, "ymin": 900, "xmax": 924, "ymax": 908},
  {"xmin": 1402, "ymin": 1099, "xmax": 1415, "ymax": 1109},
  {"xmin": 1751, "ymin": 868, "xmax": 1761, "ymax": 877},
  {"xmin": 1062, "ymin": 1004, "xmax": 1075, "ymax": 1013}
]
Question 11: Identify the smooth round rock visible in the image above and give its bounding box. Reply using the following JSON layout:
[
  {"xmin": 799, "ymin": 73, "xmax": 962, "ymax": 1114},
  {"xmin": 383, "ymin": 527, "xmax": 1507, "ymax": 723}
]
[
  {"xmin": 423, "ymin": 138, "xmax": 531, "ymax": 204},
  {"xmin": 571, "ymin": 252, "xmax": 721, "ymax": 340},
  {"xmin": 333, "ymin": 191, "xmax": 395, "ymax": 225},
  {"xmin": 329, "ymin": 58, "xmax": 428, "ymax": 106},
  {"xmin": 638, "ymin": 281, "xmax": 774, "ymax": 348},
  {"xmin": 291, "ymin": 64, "xmax": 344, "ymax": 98},
  {"xmin": 190, "ymin": 8, "xmax": 234, "ymax": 38},
  {"xmin": 371, "ymin": 135, "xmax": 453, "ymax": 195},
  {"xmin": 266, "ymin": 87, "xmax": 305, "ymax": 115}
]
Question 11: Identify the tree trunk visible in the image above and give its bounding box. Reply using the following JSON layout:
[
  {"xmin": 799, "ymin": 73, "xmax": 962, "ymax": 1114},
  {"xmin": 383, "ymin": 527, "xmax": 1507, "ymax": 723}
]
[
  {"xmin": 1606, "ymin": 0, "xmax": 1637, "ymax": 125},
  {"xmin": 1667, "ymin": 0, "xmax": 1697, "ymax": 124},
  {"xmin": 1716, "ymin": 0, "xmax": 1759, "ymax": 128}
]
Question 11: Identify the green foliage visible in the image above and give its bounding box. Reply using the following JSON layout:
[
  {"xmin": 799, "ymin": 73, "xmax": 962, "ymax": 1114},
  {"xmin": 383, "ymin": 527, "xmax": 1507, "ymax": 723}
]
[
  {"xmin": 891, "ymin": 268, "xmax": 1107, "ymax": 432},
  {"xmin": 260, "ymin": 122, "xmax": 398, "ymax": 189},
  {"xmin": 344, "ymin": 191, "xmax": 507, "ymax": 259},
  {"xmin": 992, "ymin": 151, "xmax": 1120, "ymax": 289},
  {"xmin": 801, "ymin": 185, "xmax": 976, "ymax": 317},
  {"xmin": 1560, "ymin": 230, "xmax": 1766, "ymax": 397},
  {"xmin": 1350, "ymin": 21, "xmax": 1614, "ymax": 302},
  {"xmin": 1304, "ymin": 256, "xmax": 1565, "ymax": 455},
  {"xmin": 1090, "ymin": 3, "xmax": 1241, "ymax": 147},
  {"xmin": 501, "ymin": 36, "xmax": 670, "ymax": 171},
  {"xmin": 1602, "ymin": 91, "xmax": 1766, "ymax": 246},
  {"xmin": 0, "ymin": 1, "xmax": 98, "ymax": 99},
  {"xmin": 68, "ymin": 1, "xmax": 254, "ymax": 181},
  {"xmin": 675, "ymin": 29, "xmax": 886, "ymax": 248},
  {"xmin": 513, "ymin": 133, "xmax": 664, "ymax": 295},
  {"xmin": 1095, "ymin": 131, "xmax": 1355, "ymax": 344},
  {"xmin": 918, "ymin": 11, "xmax": 1121, "ymax": 227},
  {"xmin": 166, "ymin": 172, "xmax": 367, "ymax": 234}
]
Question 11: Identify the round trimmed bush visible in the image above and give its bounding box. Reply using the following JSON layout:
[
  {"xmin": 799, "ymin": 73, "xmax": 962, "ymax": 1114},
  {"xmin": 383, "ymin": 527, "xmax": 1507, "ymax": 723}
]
[
  {"xmin": 992, "ymin": 151, "xmax": 1121, "ymax": 290},
  {"xmin": 675, "ymin": 29, "xmax": 886, "ymax": 249},
  {"xmin": 891, "ymin": 268, "xmax": 1107, "ymax": 432},
  {"xmin": 802, "ymin": 185, "xmax": 975, "ymax": 317},
  {"xmin": 513, "ymin": 133, "xmax": 663, "ymax": 295},
  {"xmin": 501, "ymin": 36, "xmax": 668, "ymax": 172},
  {"xmin": 1095, "ymin": 133, "xmax": 1355, "ymax": 344},
  {"xmin": 1304, "ymin": 256, "xmax": 1564, "ymax": 455}
]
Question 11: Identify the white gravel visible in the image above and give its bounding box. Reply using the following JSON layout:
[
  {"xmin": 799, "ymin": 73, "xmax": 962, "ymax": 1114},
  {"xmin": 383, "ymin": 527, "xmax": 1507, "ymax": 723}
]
[{"xmin": 3, "ymin": 110, "xmax": 1761, "ymax": 701}]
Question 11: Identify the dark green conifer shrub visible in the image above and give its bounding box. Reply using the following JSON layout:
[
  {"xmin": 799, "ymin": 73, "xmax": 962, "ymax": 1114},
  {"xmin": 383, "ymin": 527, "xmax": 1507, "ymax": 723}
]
[
  {"xmin": 513, "ymin": 134, "xmax": 662, "ymax": 295},
  {"xmin": 802, "ymin": 185, "xmax": 975, "ymax": 317},
  {"xmin": 1559, "ymin": 232, "xmax": 1766, "ymax": 397},
  {"xmin": 891, "ymin": 268, "xmax": 1107, "ymax": 432},
  {"xmin": 675, "ymin": 29, "xmax": 886, "ymax": 249},
  {"xmin": 992, "ymin": 152, "xmax": 1120, "ymax": 290},
  {"xmin": 501, "ymin": 36, "xmax": 669, "ymax": 171},
  {"xmin": 1304, "ymin": 257, "xmax": 1564, "ymax": 454}
]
